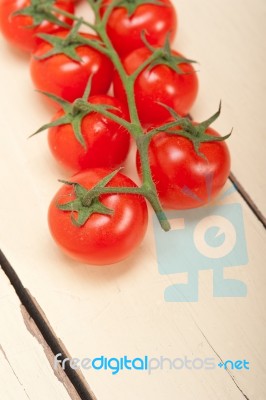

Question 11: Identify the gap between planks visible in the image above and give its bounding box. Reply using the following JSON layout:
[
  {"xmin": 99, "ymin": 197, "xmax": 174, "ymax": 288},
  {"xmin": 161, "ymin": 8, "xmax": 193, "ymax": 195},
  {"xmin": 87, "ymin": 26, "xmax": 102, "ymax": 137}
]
[
  {"xmin": 0, "ymin": 250, "xmax": 96, "ymax": 400},
  {"xmin": 229, "ymin": 173, "xmax": 266, "ymax": 229}
]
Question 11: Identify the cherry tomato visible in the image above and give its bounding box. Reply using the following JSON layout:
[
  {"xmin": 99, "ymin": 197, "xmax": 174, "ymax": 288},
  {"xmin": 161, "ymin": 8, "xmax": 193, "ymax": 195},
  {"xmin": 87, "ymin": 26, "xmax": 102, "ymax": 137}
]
[
  {"xmin": 0, "ymin": 0, "xmax": 75, "ymax": 53},
  {"xmin": 47, "ymin": 95, "xmax": 131, "ymax": 172},
  {"xmin": 100, "ymin": 0, "xmax": 177, "ymax": 58},
  {"xmin": 48, "ymin": 168, "xmax": 148, "ymax": 265},
  {"xmin": 113, "ymin": 47, "xmax": 198, "ymax": 125},
  {"xmin": 30, "ymin": 31, "xmax": 113, "ymax": 104},
  {"xmin": 136, "ymin": 124, "xmax": 230, "ymax": 209}
]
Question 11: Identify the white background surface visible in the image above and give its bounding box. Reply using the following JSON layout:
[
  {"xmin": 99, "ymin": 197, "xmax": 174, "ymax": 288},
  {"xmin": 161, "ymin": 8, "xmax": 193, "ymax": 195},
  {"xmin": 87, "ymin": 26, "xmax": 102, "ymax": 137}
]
[{"xmin": 0, "ymin": 0, "xmax": 266, "ymax": 399}]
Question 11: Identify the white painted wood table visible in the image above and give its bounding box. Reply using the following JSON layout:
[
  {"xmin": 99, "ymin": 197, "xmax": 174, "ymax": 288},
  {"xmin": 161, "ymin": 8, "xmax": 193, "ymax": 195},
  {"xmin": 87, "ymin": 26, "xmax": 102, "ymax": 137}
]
[{"xmin": 0, "ymin": 0, "xmax": 265, "ymax": 399}]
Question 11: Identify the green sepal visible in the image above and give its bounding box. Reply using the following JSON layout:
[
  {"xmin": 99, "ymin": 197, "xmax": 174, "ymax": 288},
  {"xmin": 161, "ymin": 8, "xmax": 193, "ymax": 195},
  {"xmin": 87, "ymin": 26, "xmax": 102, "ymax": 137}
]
[
  {"xmin": 36, "ymin": 32, "xmax": 83, "ymax": 62},
  {"xmin": 35, "ymin": 19, "xmax": 84, "ymax": 61},
  {"xmin": 57, "ymin": 169, "xmax": 122, "ymax": 227},
  {"xmin": 154, "ymin": 102, "xmax": 232, "ymax": 157},
  {"xmin": 30, "ymin": 78, "xmax": 120, "ymax": 148},
  {"xmin": 35, "ymin": 90, "xmax": 72, "ymax": 113},
  {"xmin": 141, "ymin": 32, "xmax": 196, "ymax": 74},
  {"xmin": 12, "ymin": 0, "xmax": 70, "ymax": 29},
  {"xmin": 114, "ymin": 0, "xmax": 166, "ymax": 17},
  {"xmin": 29, "ymin": 114, "xmax": 72, "ymax": 138},
  {"xmin": 35, "ymin": 19, "xmax": 105, "ymax": 61},
  {"xmin": 58, "ymin": 195, "xmax": 113, "ymax": 227}
]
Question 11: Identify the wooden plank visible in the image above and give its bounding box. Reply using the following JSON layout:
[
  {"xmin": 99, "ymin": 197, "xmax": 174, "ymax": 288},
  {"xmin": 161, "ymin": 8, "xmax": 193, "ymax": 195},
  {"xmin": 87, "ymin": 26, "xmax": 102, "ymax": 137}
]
[
  {"xmin": 0, "ymin": 268, "xmax": 79, "ymax": 400},
  {"xmin": 0, "ymin": 1, "xmax": 266, "ymax": 399}
]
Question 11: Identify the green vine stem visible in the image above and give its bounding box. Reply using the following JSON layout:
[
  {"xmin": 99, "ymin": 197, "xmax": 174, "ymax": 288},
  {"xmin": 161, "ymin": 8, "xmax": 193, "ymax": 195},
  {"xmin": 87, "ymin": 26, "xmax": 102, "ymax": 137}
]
[
  {"xmin": 33, "ymin": 0, "xmax": 230, "ymax": 232},
  {"xmin": 36, "ymin": 0, "xmax": 171, "ymax": 231}
]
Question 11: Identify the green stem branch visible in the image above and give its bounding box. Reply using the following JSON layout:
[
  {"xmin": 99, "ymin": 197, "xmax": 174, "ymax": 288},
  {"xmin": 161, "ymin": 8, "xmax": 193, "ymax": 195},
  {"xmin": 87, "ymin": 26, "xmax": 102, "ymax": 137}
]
[
  {"xmin": 130, "ymin": 50, "xmax": 161, "ymax": 81},
  {"xmin": 88, "ymin": 105, "xmax": 132, "ymax": 131},
  {"xmin": 53, "ymin": 0, "xmax": 171, "ymax": 231}
]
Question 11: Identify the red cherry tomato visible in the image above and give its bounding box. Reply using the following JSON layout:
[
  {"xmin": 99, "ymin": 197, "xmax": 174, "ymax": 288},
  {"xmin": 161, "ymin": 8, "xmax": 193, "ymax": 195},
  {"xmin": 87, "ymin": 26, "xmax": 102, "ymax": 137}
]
[
  {"xmin": 30, "ymin": 31, "xmax": 113, "ymax": 104},
  {"xmin": 47, "ymin": 95, "xmax": 131, "ymax": 172},
  {"xmin": 113, "ymin": 47, "xmax": 198, "ymax": 125},
  {"xmin": 0, "ymin": 0, "xmax": 75, "ymax": 53},
  {"xmin": 136, "ymin": 125, "xmax": 230, "ymax": 209},
  {"xmin": 48, "ymin": 168, "xmax": 148, "ymax": 265},
  {"xmin": 100, "ymin": 0, "xmax": 177, "ymax": 57}
]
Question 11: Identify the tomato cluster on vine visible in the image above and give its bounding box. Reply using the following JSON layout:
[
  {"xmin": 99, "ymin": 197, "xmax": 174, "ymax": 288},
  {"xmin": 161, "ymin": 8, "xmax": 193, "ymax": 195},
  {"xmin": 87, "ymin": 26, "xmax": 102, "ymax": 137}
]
[{"xmin": 0, "ymin": 0, "xmax": 231, "ymax": 265}]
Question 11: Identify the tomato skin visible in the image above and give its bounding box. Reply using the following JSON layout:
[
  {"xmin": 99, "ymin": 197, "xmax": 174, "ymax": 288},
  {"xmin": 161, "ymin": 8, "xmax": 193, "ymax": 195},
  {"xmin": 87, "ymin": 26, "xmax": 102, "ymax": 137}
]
[
  {"xmin": 0, "ymin": 0, "xmax": 75, "ymax": 53},
  {"xmin": 30, "ymin": 31, "xmax": 113, "ymax": 104},
  {"xmin": 113, "ymin": 47, "xmax": 198, "ymax": 125},
  {"xmin": 48, "ymin": 169, "xmax": 148, "ymax": 265},
  {"xmin": 48, "ymin": 95, "xmax": 131, "ymax": 172},
  {"xmin": 136, "ymin": 125, "xmax": 230, "ymax": 209},
  {"xmin": 101, "ymin": 0, "xmax": 177, "ymax": 58}
]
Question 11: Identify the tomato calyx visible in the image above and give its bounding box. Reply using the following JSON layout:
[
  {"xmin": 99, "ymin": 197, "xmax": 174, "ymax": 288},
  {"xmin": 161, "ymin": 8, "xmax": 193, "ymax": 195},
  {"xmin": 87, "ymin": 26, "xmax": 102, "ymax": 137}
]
[
  {"xmin": 57, "ymin": 178, "xmax": 114, "ymax": 228},
  {"xmin": 109, "ymin": 0, "xmax": 166, "ymax": 17},
  {"xmin": 148, "ymin": 102, "xmax": 232, "ymax": 156},
  {"xmin": 35, "ymin": 21, "xmax": 107, "ymax": 61},
  {"xmin": 141, "ymin": 32, "xmax": 196, "ymax": 74},
  {"xmin": 57, "ymin": 169, "xmax": 142, "ymax": 226},
  {"xmin": 12, "ymin": 0, "xmax": 70, "ymax": 29},
  {"xmin": 30, "ymin": 77, "xmax": 127, "ymax": 148}
]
